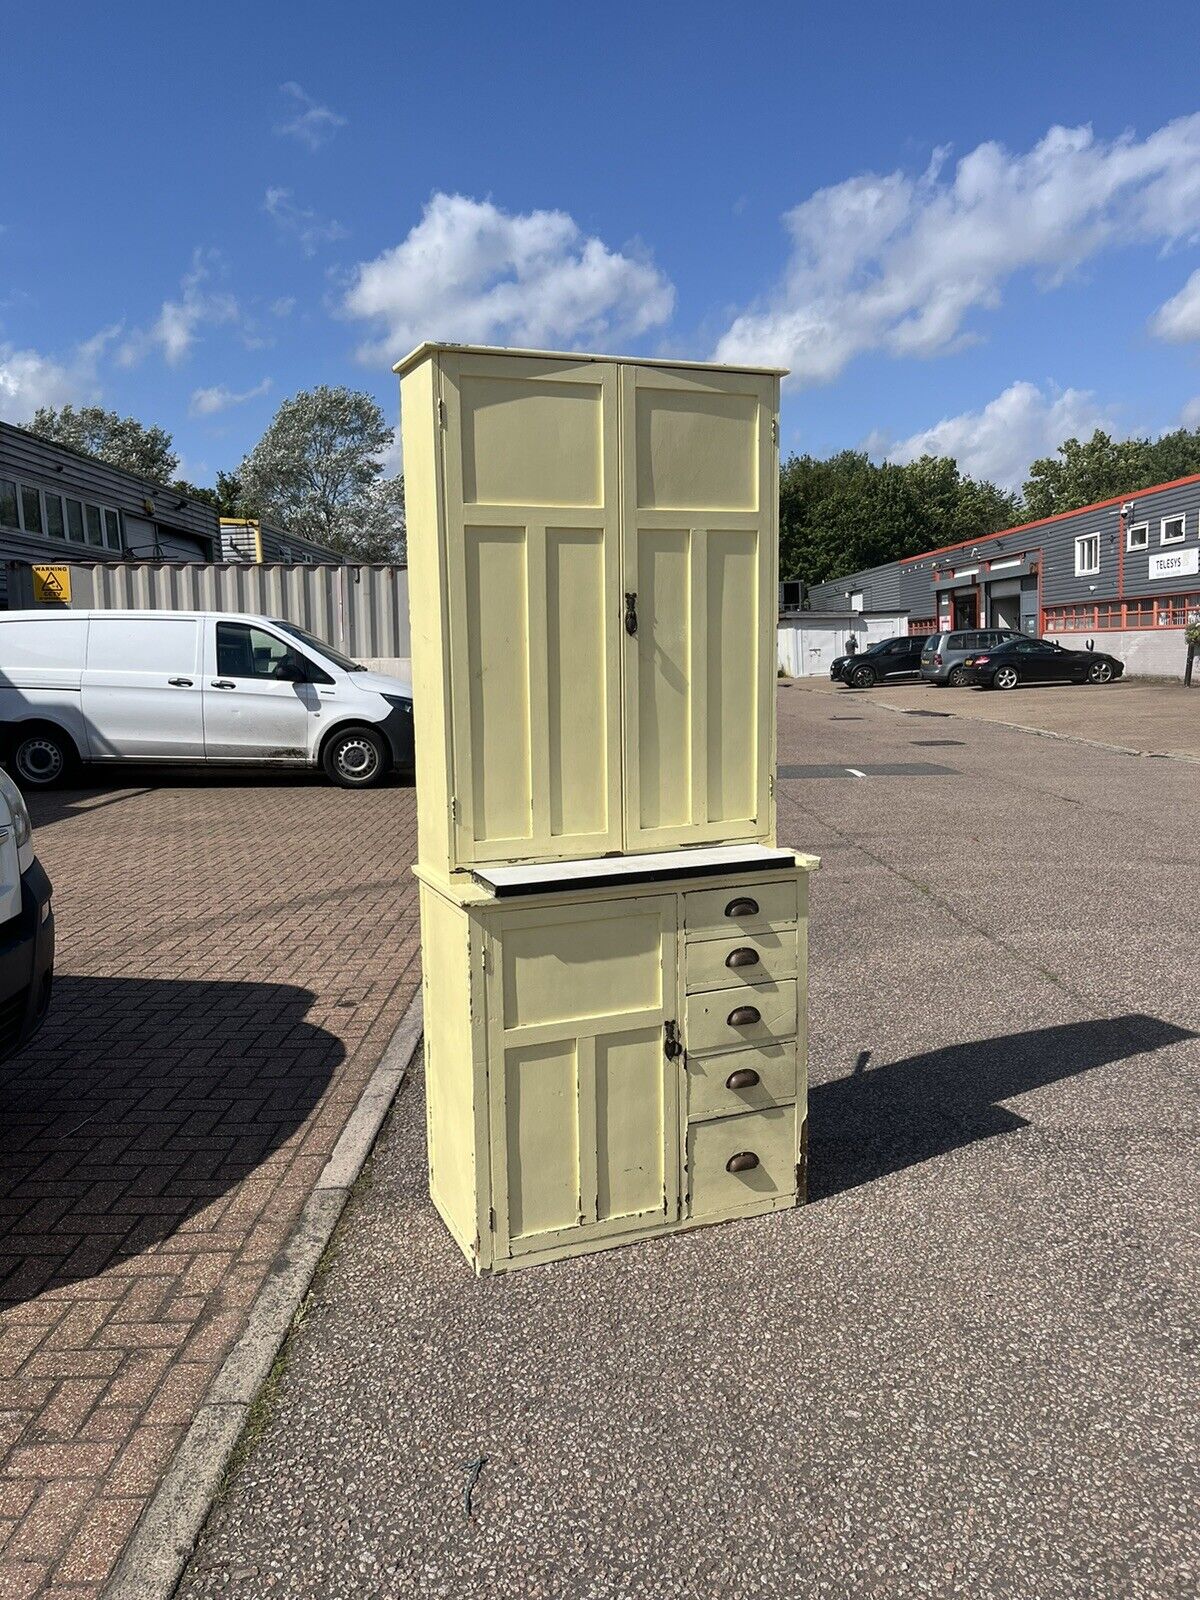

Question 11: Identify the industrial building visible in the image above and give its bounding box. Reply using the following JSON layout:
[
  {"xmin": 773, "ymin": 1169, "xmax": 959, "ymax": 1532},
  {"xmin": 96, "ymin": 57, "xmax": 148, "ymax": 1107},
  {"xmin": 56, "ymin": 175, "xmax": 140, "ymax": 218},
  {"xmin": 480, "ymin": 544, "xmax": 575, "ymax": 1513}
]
[
  {"xmin": 0, "ymin": 422, "xmax": 341, "ymax": 605},
  {"xmin": 804, "ymin": 473, "xmax": 1200, "ymax": 678}
]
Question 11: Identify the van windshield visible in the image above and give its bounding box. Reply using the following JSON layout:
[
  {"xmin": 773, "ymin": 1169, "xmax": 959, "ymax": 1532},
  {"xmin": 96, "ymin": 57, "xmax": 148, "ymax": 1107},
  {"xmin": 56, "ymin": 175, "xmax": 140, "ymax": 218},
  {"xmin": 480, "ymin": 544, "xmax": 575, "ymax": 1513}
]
[{"xmin": 274, "ymin": 622, "xmax": 365, "ymax": 672}]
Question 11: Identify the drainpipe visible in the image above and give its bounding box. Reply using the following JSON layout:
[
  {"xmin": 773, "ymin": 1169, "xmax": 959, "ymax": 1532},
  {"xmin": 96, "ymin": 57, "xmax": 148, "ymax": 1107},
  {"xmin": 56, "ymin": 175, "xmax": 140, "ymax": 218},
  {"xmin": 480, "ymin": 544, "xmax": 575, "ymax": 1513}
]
[{"xmin": 1116, "ymin": 505, "xmax": 1125, "ymax": 625}]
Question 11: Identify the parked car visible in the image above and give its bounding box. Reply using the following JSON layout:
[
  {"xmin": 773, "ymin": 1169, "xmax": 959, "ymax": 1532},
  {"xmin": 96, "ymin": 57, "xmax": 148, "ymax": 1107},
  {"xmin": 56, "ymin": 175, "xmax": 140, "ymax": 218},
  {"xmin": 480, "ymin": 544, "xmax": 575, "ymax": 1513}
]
[
  {"xmin": 0, "ymin": 766, "xmax": 53, "ymax": 1063},
  {"xmin": 921, "ymin": 627, "xmax": 1023, "ymax": 687},
  {"xmin": 962, "ymin": 637, "xmax": 1125, "ymax": 690},
  {"xmin": 834, "ymin": 635, "xmax": 925, "ymax": 688},
  {"xmin": 0, "ymin": 610, "xmax": 414, "ymax": 789}
]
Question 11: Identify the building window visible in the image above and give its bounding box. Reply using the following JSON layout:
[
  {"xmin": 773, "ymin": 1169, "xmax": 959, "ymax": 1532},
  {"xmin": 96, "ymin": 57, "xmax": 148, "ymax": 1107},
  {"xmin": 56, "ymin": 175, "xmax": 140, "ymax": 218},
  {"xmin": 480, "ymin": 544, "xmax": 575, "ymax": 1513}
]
[
  {"xmin": 43, "ymin": 494, "xmax": 65, "ymax": 539},
  {"xmin": 1160, "ymin": 515, "xmax": 1185, "ymax": 545},
  {"xmin": 1074, "ymin": 534, "xmax": 1100, "ymax": 576},
  {"xmin": 65, "ymin": 499, "xmax": 85, "ymax": 541},
  {"xmin": 20, "ymin": 486, "xmax": 44, "ymax": 536},
  {"xmin": 0, "ymin": 479, "xmax": 18, "ymax": 529},
  {"xmin": 1127, "ymin": 522, "xmax": 1148, "ymax": 551}
]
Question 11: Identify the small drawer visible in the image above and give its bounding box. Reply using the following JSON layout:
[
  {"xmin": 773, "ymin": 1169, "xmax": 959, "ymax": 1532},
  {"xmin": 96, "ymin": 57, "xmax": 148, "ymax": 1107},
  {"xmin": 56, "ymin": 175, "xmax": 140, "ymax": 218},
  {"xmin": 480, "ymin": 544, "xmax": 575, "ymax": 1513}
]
[
  {"xmin": 687, "ymin": 1042, "xmax": 797, "ymax": 1121},
  {"xmin": 687, "ymin": 1105, "xmax": 797, "ymax": 1219},
  {"xmin": 685, "ymin": 928, "xmax": 797, "ymax": 992},
  {"xmin": 685, "ymin": 980, "xmax": 797, "ymax": 1055},
  {"xmin": 683, "ymin": 877, "xmax": 798, "ymax": 939}
]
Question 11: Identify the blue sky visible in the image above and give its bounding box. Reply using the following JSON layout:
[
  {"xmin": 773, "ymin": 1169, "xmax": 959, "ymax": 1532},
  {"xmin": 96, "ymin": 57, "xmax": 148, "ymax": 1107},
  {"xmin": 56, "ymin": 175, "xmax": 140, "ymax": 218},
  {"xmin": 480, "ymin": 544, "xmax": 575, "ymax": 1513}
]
[{"xmin": 5, "ymin": 0, "xmax": 1200, "ymax": 493}]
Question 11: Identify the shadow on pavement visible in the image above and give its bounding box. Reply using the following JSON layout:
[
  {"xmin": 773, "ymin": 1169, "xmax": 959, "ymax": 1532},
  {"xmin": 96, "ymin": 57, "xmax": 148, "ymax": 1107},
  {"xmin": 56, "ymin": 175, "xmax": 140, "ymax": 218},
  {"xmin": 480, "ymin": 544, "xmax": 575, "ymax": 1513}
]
[
  {"xmin": 809, "ymin": 1013, "xmax": 1195, "ymax": 1201},
  {"xmin": 0, "ymin": 974, "xmax": 343, "ymax": 1307}
]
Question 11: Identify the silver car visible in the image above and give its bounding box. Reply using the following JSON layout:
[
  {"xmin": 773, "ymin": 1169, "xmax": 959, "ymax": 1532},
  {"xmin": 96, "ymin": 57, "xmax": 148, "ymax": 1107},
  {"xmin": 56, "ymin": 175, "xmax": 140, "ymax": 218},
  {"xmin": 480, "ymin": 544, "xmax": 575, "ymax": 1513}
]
[{"xmin": 921, "ymin": 627, "xmax": 1023, "ymax": 687}]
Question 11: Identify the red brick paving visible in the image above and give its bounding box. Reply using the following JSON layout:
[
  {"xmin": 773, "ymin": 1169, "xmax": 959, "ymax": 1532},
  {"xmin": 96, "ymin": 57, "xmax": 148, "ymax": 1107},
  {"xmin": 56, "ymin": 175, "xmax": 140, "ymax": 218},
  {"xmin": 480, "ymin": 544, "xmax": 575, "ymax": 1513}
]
[{"xmin": 0, "ymin": 772, "xmax": 419, "ymax": 1597}]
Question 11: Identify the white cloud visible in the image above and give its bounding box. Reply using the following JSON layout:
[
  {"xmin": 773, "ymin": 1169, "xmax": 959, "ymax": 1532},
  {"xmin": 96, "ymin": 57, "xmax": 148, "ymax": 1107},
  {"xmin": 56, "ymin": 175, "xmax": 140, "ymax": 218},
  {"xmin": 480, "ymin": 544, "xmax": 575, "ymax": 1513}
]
[
  {"xmin": 340, "ymin": 192, "xmax": 675, "ymax": 362},
  {"xmin": 716, "ymin": 116, "xmax": 1200, "ymax": 385},
  {"xmin": 275, "ymin": 82, "xmax": 346, "ymax": 150},
  {"xmin": 119, "ymin": 249, "xmax": 239, "ymax": 368},
  {"xmin": 188, "ymin": 378, "xmax": 272, "ymax": 418},
  {"xmin": 869, "ymin": 380, "xmax": 1114, "ymax": 490},
  {"xmin": 271, "ymin": 296, "xmax": 297, "ymax": 318},
  {"xmin": 264, "ymin": 188, "xmax": 347, "ymax": 256},
  {"xmin": 1150, "ymin": 267, "xmax": 1200, "ymax": 342},
  {"xmin": 0, "ymin": 326, "xmax": 119, "ymax": 421}
]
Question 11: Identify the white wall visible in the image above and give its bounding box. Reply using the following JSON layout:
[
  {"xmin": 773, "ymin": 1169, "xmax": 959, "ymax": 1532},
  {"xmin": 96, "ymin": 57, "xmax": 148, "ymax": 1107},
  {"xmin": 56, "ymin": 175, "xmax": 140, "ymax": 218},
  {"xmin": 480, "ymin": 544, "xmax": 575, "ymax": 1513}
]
[
  {"xmin": 1043, "ymin": 626, "xmax": 1191, "ymax": 681},
  {"xmin": 777, "ymin": 613, "xmax": 908, "ymax": 677}
]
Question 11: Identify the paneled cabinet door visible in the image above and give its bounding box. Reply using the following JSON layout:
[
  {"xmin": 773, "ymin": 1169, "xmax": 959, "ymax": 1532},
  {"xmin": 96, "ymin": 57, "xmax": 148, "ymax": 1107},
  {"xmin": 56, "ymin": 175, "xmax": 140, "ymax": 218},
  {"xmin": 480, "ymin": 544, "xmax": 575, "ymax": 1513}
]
[
  {"xmin": 440, "ymin": 352, "xmax": 623, "ymax": 865},
  {"xmin": 620, "ymin": 363, "xmax": 776, "ymax": 850},
  {"xmin": 487, "ymin": 895, "xmax": 680, "ymax": 1260}
]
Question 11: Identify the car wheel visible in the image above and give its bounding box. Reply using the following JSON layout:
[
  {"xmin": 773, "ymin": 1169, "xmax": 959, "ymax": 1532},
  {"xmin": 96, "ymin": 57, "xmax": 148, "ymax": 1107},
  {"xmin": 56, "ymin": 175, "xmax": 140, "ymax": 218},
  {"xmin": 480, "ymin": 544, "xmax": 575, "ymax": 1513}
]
[
  {"xmin": 11, "ymin": 727, "xmax": 75, "ymax": 788},
  {"xmin": 994, "ymin": 665, "xmax": 1019, "ymax": 691},
  {"xmin": 1088, "ymin": 659, "xmax": 1114, "ymax": 684},
  {"xmin": 322, "ymin": 726, "xmax": 390, "ymax": 789},
  {"xmin": 850, "ymin": 666, "xmax": 876, "ymax": 689},
  {"xmin": 947, "ymin": 666, "xmax": 969, "ymax": 688}
]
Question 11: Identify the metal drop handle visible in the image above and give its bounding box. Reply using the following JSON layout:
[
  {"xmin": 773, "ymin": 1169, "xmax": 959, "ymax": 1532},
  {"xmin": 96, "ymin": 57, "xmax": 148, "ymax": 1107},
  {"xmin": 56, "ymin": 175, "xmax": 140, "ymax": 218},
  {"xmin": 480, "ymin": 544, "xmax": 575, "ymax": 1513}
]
[
  {"xmin": 726, "ymin": 947, "xmax": 759, "ymax": 969},
  {"xmin": 725, "ymin": 897, "xmax": 759, "ymax": 918},
  {"xmin": 727, "ymin": 1005, "xmax": 761, "ymax": 1027},
  {"xmin": 726, "ymin": 1151, "xmax": 759, "ymax": 1173},
  {"xmin": 624, "ymin": 592, "xmax": 638, "ymax": 636},
  {"xmin": 725, "ymin": 1068, "xmax": 760, "ymax": 1090}
]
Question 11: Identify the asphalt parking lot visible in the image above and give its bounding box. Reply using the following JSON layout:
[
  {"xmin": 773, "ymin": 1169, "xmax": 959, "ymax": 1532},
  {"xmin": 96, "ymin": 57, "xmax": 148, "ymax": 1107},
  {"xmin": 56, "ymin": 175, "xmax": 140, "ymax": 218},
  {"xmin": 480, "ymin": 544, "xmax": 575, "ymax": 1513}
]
[{"xmin": 176, "ymin": 691, "xmax": 1200, "ymax": 1600}]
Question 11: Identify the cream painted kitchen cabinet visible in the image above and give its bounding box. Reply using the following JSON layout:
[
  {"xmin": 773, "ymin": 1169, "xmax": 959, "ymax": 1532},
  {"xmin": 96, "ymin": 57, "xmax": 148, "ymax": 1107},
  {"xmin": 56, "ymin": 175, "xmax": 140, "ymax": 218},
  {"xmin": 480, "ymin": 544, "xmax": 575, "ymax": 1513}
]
[
  {"xmin": 418, "ymin": 849, "xmax": 815, "ymax": 1275},
  {"xmin": 397, "ymin": 343, "xmax": 783, "ymax": 876}
]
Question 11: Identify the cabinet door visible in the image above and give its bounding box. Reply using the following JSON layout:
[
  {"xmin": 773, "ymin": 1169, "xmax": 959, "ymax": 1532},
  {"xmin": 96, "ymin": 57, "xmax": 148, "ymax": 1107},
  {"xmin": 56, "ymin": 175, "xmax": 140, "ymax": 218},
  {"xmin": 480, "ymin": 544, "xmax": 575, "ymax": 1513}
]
[
  {"xmin": 487, "ymin": 895, "xmax": 679, "ymax": 1261},
  {"xmin": 620, "ymin": 363, "xmax": 777, "ymax": 850},
  {"xmin": 440, "ymin": 352, "xmax": 623, "ymax": 865}
]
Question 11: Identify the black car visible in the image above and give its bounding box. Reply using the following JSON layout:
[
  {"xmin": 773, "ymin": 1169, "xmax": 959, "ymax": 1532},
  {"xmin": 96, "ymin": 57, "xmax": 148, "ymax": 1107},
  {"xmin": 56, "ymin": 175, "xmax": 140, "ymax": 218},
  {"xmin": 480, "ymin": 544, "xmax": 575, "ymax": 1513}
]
[
  {"xmin": 962, "ymin": 637, "xmax": 1125, "ymax": 689},
  {"xmin": 834, "ymin": 635, "xmax": 926, "ymax": 689}
]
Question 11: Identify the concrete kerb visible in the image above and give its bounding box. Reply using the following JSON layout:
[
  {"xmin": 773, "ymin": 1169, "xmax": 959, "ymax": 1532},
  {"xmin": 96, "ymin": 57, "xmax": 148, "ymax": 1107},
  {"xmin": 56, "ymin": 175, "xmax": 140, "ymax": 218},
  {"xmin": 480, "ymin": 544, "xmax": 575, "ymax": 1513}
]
[
  {"xmin": 788, "ymin": 679, "xmax": 1200, "ymax": 764},
  {"xmin": 103, "ymin": 992, "xmax": 424, "ymax": 1600}
]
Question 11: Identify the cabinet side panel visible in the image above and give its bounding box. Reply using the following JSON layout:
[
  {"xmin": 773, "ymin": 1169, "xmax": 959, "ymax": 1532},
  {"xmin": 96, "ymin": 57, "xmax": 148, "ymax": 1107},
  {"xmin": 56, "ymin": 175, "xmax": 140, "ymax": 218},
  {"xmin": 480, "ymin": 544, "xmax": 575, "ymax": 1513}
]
[
  {"xmin": 402, "ymin": 359, "xmax": 451, "ymax": 877},
  {"xmin": 420, "ymin": 882, "xmax": 478, "ymax": 1252}
]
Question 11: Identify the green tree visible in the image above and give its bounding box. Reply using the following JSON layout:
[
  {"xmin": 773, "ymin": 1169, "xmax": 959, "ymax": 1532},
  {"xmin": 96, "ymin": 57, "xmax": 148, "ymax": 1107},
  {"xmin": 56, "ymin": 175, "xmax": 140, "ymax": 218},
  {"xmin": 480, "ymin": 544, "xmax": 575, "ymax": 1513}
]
[
  {"xmin": 28, "ymin": 403, "xmax": 178, "ymax": 482},
  {"xmin": 239, "ymin": 386, "xmax": 401, "ymax": 558},
  {"xmin": 172, "ymin": 469, "xmax": 247, "ymax": 517},
  {"xmin": 1022, "ymin": 426, "xmax": 1200, "ymax": 518}
]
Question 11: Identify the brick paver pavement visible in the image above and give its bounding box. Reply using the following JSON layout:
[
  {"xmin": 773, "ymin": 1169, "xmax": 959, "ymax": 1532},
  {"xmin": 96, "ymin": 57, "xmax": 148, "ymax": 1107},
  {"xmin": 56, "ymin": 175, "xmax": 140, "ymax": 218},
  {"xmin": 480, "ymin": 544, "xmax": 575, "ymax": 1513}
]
[{"xmin": 0, "ymin": 771, "xmax": 419, "ymax": 1597}]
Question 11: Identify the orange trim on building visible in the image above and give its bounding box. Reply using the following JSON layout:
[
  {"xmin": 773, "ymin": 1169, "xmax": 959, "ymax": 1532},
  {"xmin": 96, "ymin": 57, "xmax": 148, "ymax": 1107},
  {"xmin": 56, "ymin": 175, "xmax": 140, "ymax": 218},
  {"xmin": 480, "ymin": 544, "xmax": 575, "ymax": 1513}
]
[{"xmin": 896, "ymin": 471, "xmax": 1200, "ymax": 568}]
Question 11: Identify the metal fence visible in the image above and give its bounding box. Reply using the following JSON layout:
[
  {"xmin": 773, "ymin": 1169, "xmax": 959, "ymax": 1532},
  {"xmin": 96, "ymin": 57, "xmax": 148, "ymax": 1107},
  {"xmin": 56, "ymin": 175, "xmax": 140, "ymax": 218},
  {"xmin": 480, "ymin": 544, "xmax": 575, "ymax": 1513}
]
[{"xmin": 4, "ymin": 560, "xmax": 411, "ymax": 663}]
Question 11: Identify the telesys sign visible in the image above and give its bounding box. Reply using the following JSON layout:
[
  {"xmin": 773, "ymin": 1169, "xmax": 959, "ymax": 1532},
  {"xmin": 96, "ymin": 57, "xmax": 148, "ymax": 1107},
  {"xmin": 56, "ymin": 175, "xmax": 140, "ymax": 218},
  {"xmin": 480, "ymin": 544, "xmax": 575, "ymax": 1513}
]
[{"xmin": 1149, "ymin": 547, "xmax": 1200, "ymax": 581}]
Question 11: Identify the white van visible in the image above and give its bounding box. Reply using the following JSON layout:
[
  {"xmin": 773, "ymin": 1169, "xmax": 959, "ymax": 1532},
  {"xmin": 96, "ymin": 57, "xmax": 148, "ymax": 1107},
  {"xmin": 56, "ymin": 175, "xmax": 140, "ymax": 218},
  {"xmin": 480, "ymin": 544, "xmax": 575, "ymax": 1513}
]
[{"xmin": 0, "ymin": 610, "xmax": 413, "ymax": 789}]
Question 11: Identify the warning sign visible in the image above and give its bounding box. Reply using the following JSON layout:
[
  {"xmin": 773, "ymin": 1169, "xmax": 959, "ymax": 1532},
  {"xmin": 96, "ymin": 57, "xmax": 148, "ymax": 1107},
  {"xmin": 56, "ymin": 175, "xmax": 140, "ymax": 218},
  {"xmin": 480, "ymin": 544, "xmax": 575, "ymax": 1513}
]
[{"xmin": 32, "ymin": 566, "xmax": 71, "ymax": 604}]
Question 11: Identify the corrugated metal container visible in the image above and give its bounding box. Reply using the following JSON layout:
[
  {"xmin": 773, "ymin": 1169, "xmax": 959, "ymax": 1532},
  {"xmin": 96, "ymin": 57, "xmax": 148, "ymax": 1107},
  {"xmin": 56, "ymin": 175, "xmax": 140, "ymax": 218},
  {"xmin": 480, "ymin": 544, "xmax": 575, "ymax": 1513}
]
[{"xmin": 3, "ymin": 560, "xmax": 410, "ymax": 663}]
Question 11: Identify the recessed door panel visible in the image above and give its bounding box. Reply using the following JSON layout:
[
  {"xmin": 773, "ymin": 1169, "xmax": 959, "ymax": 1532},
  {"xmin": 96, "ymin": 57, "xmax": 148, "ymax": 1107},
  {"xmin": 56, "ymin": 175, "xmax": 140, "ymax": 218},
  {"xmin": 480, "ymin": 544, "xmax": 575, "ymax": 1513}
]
[
  {"xmin": 621, "ymin": 364, "xmax": 776, "ymax": 851},
  {"xmin": 504, "ymin": 1039, "xmax": 580, "ymax": 1240},
  {"xmin": 442, "ymin": 353, "xmax": 622, "ymax": 865},
  {"xmin": 596, "ymin": 1027, "xmax": 665, "ymax": 1222}
]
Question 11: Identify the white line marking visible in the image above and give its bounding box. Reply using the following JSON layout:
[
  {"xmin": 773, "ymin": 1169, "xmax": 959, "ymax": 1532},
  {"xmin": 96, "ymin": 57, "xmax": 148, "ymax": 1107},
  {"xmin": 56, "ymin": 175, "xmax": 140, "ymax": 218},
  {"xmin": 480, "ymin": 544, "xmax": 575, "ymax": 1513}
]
[{"xmin": 846, "ymin": 767, "xmax": 867, "ymax": 778}]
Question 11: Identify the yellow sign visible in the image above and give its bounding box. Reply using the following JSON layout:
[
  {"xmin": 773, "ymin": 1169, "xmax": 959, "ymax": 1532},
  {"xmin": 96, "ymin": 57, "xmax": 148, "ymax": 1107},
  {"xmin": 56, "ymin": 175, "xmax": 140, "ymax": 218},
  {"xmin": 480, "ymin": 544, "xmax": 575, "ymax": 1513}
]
[{"xmin": 32, "ymin": 565, "xmax": 71, "ymax": 604}]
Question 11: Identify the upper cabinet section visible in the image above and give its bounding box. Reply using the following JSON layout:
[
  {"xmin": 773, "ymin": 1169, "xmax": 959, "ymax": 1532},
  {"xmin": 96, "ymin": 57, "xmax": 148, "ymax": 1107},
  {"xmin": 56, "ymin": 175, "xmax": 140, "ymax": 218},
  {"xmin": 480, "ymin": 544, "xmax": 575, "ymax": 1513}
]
[{"xmin": 399, "ymin": 345, "xmax": 781, "ymax": 877}]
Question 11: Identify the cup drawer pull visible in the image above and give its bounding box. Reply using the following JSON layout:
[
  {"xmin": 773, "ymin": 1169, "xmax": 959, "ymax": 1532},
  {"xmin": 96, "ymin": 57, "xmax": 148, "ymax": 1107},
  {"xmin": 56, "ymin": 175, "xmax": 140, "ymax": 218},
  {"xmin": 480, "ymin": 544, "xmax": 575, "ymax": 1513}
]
[
  {"xmin": 726, "ymin": 1151, "xmax": 760, "ymax": 1173},
  {"xmin": 727, "ymin": 1005, "xmax": 761, "ymax": 1027},
  {"xmin": 725, "ymin": 946, "xmax": 760, "ymax": 969},
  {"xmin": 725, "ymin": 1067, "xmax": 761, "ymax": 1090},
  {"xmin": 724, "ymin": 897, "xmax": 759, "ymax": 918}
]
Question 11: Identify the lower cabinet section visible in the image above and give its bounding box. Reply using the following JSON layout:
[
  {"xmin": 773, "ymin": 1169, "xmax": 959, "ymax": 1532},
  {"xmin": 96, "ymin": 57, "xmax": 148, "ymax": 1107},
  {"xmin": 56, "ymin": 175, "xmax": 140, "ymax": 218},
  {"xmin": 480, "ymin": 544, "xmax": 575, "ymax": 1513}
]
[{"xmin": 419, "ymin": 858, "xmax": 813, "ymax": 1274}]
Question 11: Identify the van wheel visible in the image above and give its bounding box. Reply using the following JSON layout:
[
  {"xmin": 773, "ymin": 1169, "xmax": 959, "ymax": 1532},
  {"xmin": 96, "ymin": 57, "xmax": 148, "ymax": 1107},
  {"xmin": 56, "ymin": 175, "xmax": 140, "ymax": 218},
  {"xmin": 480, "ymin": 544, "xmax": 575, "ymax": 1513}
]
[
  {"xmin": 322, "ymin": 726, "xmax": 389, "ymax": 789},
  {"xmin": 11, "ymin": 727, "xmax": 75, "ymax": 789}
]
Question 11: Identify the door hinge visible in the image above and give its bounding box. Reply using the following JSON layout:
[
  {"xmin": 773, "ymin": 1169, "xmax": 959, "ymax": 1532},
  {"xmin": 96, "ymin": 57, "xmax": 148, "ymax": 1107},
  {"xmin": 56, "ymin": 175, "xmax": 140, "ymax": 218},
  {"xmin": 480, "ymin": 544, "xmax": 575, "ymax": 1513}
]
[
  {"xmin": 438, "ymin": 398, "xmax": 447, "ymax": 428},
  {"xmin": 624, "ymin": 592, "xmax": 638, "ymax": 636},
  {"xmin": 450, "ymin": 794, "xmax": 459, "ymax": 822},
  {"xmin": 771, "ymin": 417, "xmax": 779, "ymax": 446},
  {"xmin": 769, "ymin": 773, "xmax": 775, "ymax": 798},
  {"xmin": 480, "ymin": 939, "xmax": 491, "ymax": 974},
  {"xmin": 663, "ymin": 1019, "xmax": 683, "ymax": 1060},
  {"xmin": 488, "ymin": 1206, "xmax": 495, "ymax": 1231}
]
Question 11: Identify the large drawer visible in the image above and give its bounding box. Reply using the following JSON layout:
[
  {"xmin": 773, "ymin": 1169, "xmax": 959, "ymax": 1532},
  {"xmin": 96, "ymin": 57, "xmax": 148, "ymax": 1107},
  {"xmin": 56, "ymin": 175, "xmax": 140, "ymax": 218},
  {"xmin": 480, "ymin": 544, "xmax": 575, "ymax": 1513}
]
[
  {"xmin": 687, "ymin": 1042, "xmax": 797, "ymax": 1121},
  {"xmin": 687, "ymin": 1104, "xmax": 797, "ymax": 1219},
  {"xmin": 683, "ymin": 878, "xmax": 798, "ymax": 939},
  {"xmin": 685, "ymin": 979, "xmax": 797, "ymax": 1054},
  {"xmin": 685, "ymin": 928, "xmax": 797, "ymax": 992}
]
